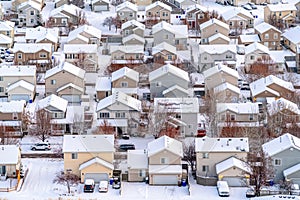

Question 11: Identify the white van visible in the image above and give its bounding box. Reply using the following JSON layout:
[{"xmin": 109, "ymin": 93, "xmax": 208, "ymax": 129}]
[
  {"xmin": 217, "ymin": 181, "xmax": 230, "ymax": 197},
  {"xmin": 99, "ymin": 180, "xmax": 108, "ymax": 193}
]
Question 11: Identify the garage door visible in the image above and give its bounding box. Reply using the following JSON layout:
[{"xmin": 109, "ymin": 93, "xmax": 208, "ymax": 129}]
[
  {"xmin": 290, "ymin": 178, "xmax": 300, "ymax": 186},
  {"xmin": 94, "ymin": 5, "xmax": 108, "ymax": 12},
  {"xmin": 222, "ymin": 177, "xmax": 244, "ymax": 187},
  {"xmin": 61, "ymin": 95, "xmax": 80, "ymax": 103},
  {"xmin": 11, "ymin": 94, "xmax": 30, "ymax": 101},
  {"xmin": 84, "ymin": 173, "xmax": 109, "ymax": 183},
  {"xmin": 152, "ymin": 175, "xmax": 178, "ymax": 185}
]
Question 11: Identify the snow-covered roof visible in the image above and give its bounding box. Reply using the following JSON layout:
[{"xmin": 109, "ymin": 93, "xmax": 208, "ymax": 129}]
[
  {"xmin": 149, "ymin": 165, "xmax": 182, "ymax": 174},
  {"xmin": 0, "ymin": 21, "xmax": 14, "ymax": 31},
  {"xmin": 0, "ymin": 65, "xmax": 36, "ymax": 76},
  {"xmin": 13, "ymin": 43, "xmax": 52, "ymax": 53},
  {"xmin": 25, "ymin": 27, "xmax": 59, "ymax": 41},
  {"xmin": 50, "ymin": 4, "xmax": 82, "ymax": 17},
  {"xmin": 267, "ymin": 97, "xmax": 300, "ymax": 115},
  {"xmin": 18, "ymin": 0, "xmax": 42, "ymax": 11},
  {"xmin": 199, "ymin": 44, "xmax": 237, "ymax": 54},
  {"xmin": 217, "ymin": 102, "xmax": 259, "ymax": 114},
  {"xmin": 152, "ymin": 21, "xmax": 188, "ymax": 39},
  {"xmin": 195, "ymin": 137, "xmax": 249, "ymax": 152},
  {"xmin": 112, "ymin": 66, "xmax": 139, "ymax": 82},
  {"xmin": 200, "ymin": 18, "xmax": 229, "ymax": 30},
  {"xmin": 186, "ymin": 4, "xmax": 208, "ymax": 13},
  {"xmin": 162, "ymin": 85, "xmax": 189, "ymax": 96},
  {"xmin": 0, "ymin": 100, "xmax": 26, "ymax": 113},
  {"xmin": 122, "ymin": 34, "xmax": 145, "ymax": 44},
  {"xmin": 121, "ymin": 20, "xmax": 145, "ymax": 30},
  {"xmin": 149, "ymin": 63, "xmax": 189, "ymax": 82},
  {"xmin": 96, "ymin": 119, "xmax": 128, "ymax": 127},
  {"xmin": 266, "ymin": 3, "xmax": 297, "ymax": 12},
  {"xmin": 91, "ymin": 0, "xmax": 109, "ymax": 5},
  {"xmin": 147, "ymin": 135, "xmax": 183, "ymax": 157},
  {"xmin": 216, "ymin": 157, "xmax": 251, "ymax": 174},
  {"xmin": 0, "ymin": 34, "xmax": 12, "ymax": 44},
  {"xmin": 79, "ymin": 157, "xmax": 114, "ymax": 170},
  {"xmin": 203, "ymin": 63, "xmax": 239, "ymax": 79},
  {"xmin": 283, "ymin": 163, "xmax": 300, "ymax": 177},
  {"xmin": 245, "ymin": 42, "xmax": 269, "ymax": 55},
  {"xmin": 154, "ymin": 97, "xmax": 199, "ymax": 113},
  {"xmin": 222, "ymin": 7, "xmax": 253, "ymax": 21},
  {"xmin": 152, "ymin": 42, "xmax": 177, "ymax": 55},
  {"xmin": 51, "ymin": 105, "xmax": 84, "ymax": 124},
  {"xmin": 67, "ymin": 32, "xmax": 89, "ymax": 43},
  {"xmin": 63, "ymin": 135, "xmax": 115, "ymax": 153},
  {"xmin": 56, "ymin": 83, "xmax": 84, "ymax": 93},
  {"xmin": 63, "ymin": 44, "xmax": 97, "ymax": 53},
  {"xmin": 7, "ymin": 80, "xmax": 35, "ymax": 92},
  {"xmin": 110, "ymin": 45, "xmax": 144, "ymax": 54},
  {"xmin": 95, "ymin": 76, "xmax": 112, "ymax": 91},
  {"xmin": 38, "ymin": 94, "xmax": 68, "ymax": 112},
  {"xmin": 208, "ymin": 33, "xmax": 230, "ymax": 43},
  {"xmin": 0, "ymin": 145, "xmax": 20, "ymax": 165},
  {"xmin": 239, "ymin": 34, "xmax": 261, "ymax": 43},
  {"xmin": 282, "ymin": 26, "xmax": 300, "ymax": 44},
  {"xmin": 214, "ymin": 82, "xmax": 240, "ymax": 94},
  {"xmin": 145, "ymin": 1, "xmax": 172, "ymax": 12},
  {"xmin": 262, "ymin": 133, "xmax": 300, "ymax": 157},
  {"xmin": 127, "ymin": 149, "xmax": 148, "ymax": 169},
  {"xmin": 269, "ymin": 50, "xmax": 295, "ymax": 64},
  {"xmin": 112, "ymin": 87, "xmax": 138, "ymax": 94},
  {"xmin": 68, "ymin": 25, "xmax": 102, "ymax": 40},
  {"xmin": 96, "ymin": 91, "xmax": 141, "ymax": 111},
  {"xmin": 255, "ymin": 22, "xmax": 281, "ymax": 34},
  {"xmin": 116, "ymin": 1, "xmax": 137, "ymax": 12},
  {"xmin": 45, "ymin": 62, "xmax": 85, "ymax": 79}
]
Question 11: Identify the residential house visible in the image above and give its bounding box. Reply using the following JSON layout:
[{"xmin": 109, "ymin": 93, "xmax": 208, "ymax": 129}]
[
  {"xmin": 0, "ymin": 65, "xmax": 36, "ymax": 102},
  {"xmin": 174, "ymin": 0, "xmax": 196, "ymax": 10},
  {"xmin": 127, "ymin": 149, "xmax": 148, "ymax": 182},
  {"xmin": 54, "ymin": 0, "xmax": 69, "ymax": 8},
  {"xmin": 110, "ymin": 45, "xmax": 144, "ymax": 66},
  {"xmin": 152, "ymin": 21, "xmax": 188, "ymax": 50},
  {"xmin": 116, "ymin": 1, "xmax": 138, "ymax": 23},
  {"xmin": 145, "ymin": 2, "xmax": 172, "ymax": 25},
  {"xmin": 244, "ymin": 42, "xmax": 270, "ymax": 73},
  {"xmin": 64, "ymin": 44, "xmax": 98, "ymax": 72},
  {"xmin": 213, "ymin": 83, "xmax": 240, "ymax": 103},
  {"xmin": 282, "ymin": 26, "xmax": 300, "ymax": 53},
  {"xmin": 17, "ymin": 0, "xmax": 42, "ymax": 27},
  {"xmin": 147, "ymin": 136, "xmax": 183, "ymax": 185},
  {"xmin": 121, "ymin": 20, "xmax": 145, "ymax": 38},
  {"xmin": 269, "ymin": 50, "xmax": 295, "ymax": 73},
  {"xmin": 185, "ymin": 4, "xmax": 208, "ymax": 30},
  {"xmin": 67, "ymin": 25, "xmax": 102, "ymax": 46},
  {"xmin": 198, "ymin": 45, "xmax": 237, "ymax": 72},
  {"xmin": 0, "ymin": 101, "xmax": 26, "ymax": 137},
  {"xmin": 0, "ymin": 145, "xmax": 21, "ymax": 179},
  {"xmin": 262, "ymin": 133, "xmax": 300, "ymax": 184},
  {"xmin": 238, "ymin": 34, "xmax": 261, "ymax": 46},
  {"xmin": 45, "ymin": 62, "xmax": 85, "ymax": 104},
  {"xmin": 133, "ymin": 0, "xmax": 151, "ymax": 8},
  {"xmin": 153, "ymin": 98, "xmax": 199, "ymax": 137},
  {"xmin": 63, "ymin": 135, "xmax": 115, "ymax": 183},
  {"xmin": 250, "ymin": 75, "xmax": 295, "ymax": 102},
  {"xmin": 264, "ymin": 4, "xmax": 297, "ymax": 28},
  {"xmin": 91, "ymin": 0, "xmax": 109, "ymax": 12},
  {"xmin": 0, "ymin": 34, "xmax": 13, "ymax": 49},
  {"xmin": 195, "ymin": 137, "xmax": 250, "ymax": 186},
  {"xmin": 111, "ymin": 67, "xmax": 139, "ymax": 98},
  {"xmin": 96, "ymin": 91, "xmax": 142, "ymax": 136},
  {"xmin": 200, "ymin": 18, "xmax": 229, "ymax": 45},
  {"xmin": 221, "ymin": 8, "xmax": 254, "ymax": 33},
  {"xmin": 0, "ymin": 21, "xmax": 15, "ymax": 47},
  {"xmin": 152, "ymin": 42, "xmax": 177, "ymax": 64},
  {"xmin": 12, "ymin": 0, "xmax": 43, "ymax": 12},
  {"xmin": 208, "ymin": 33, "xmax": 230, "ymax": 45},
  {"xmin": 13, "ymin": 43, "xmax": 52, "ymax": 72},
  {"xmin": 122, "ymin": 34, "xmax": 145, "ymax": 46},
  {"xmin": 95, "ymin": 76, "xmax": 112, "ymax": 100},
  {"xmin": 149, "ymin": 63, "xmax": 189, "ymax": 98},
  {"xmin": 255, "ymin": 22, "xmax": 282, "ymax": 50},
  {"xmin": 49, "ymin": 4, "xmax": 82, "ymax": 27}
]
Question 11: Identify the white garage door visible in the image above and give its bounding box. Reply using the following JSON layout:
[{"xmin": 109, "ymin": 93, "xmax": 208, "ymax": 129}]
[
  {"xmin": 11, "ymin": 94, "xmax": 30, "ymax": 101},
  {"xmin": 61, "ymin": 95, "xmax": 80, "ymax": 103},
  {"xmin": 84, "ymin": 173, "xmax": 109, "ymax": 183},
  {"xmin": 94, "ymin": 5, "xmax": 108, "ymax": 12},
  {"xmin": 152, "ymin": 175, "xmax": 178, "ymax": 185},
  {"xmin": 291, "ymin": 178, "xmax": 300, "ymax": 186},
  {"xmin": 222, "ymin": 177, "xmax": 244, "ymax": 187}
]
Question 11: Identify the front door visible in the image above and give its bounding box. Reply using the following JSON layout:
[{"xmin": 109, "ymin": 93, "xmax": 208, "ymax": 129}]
[{"xmin": 0, "ymin": 166, "xmax": 6, "ymax": 176}]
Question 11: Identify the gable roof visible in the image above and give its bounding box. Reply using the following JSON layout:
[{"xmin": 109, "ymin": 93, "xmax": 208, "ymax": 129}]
[
  {"xmin": 239, "ymin": 34, "xmax": 261, "ymax": 43},
  {"xmin": 195, "ymin": 137, "xmax": 249, "ymax": 152},
  {"xmin": 110, "ymin": 45, "xmax": 144, "ymax": 54},
  {"xmin": 63, "ymin": 44, "xmax": 97, "ymax": 53},
  {"xmin": 162, "ymin": 85, "xmax": 189, "ymax": 96},
  {"xmin": 222, "ymin": 7, "xmax": 253, "ymax": 21},
  {"xmin": 63, "ymin": 135, "xmax": 115, "ymax": 152},
  {"xmin": 0, "ymin": 21, "xmax": 14, "ymax": 31},
  {"xmin": 38, "ymin": 94, "xmax": 68, "ymax": 112},
  {"xmin": 186, "ymin": 4, "xmax": 208, "ymax": 13},
  {"xmin": 153, "ymin": 97, "xmax": 199, "ymax": 113},
  {"xmin": 68, "ymin": 24, "xmax": 102, "ymax": 40},
  {"xmin": 145, "ymin": 1, "xmax": 172, "ymax": 12},
  {"xmin": 116, "ymin": 1, "xmax": 137, "ymax": 12},
  {"xmin": 203, "ymin": 63, "xmax": 239, "ymax": 79},
  {"xmin": 267, "ymin": 97, "xmax": 300, "ymax": 116},
  {"xmin": 214, "ymin": 82, "xmax": 240, "ymax": 94},
  {"xmin": 18, "ymin": 0, "xmax": 42, "ymax": 11},
  {"xmin": 199, "ymin": 44, "xmax": 237, "ymax": 54},
  {"xmin": 266, "ymin": 3, "xmax": 297, "ymax": 12},
  {"xmin": 282, "ymin": 26, "xmax": 300, "ymax": 44},
  {"xmin": 79, "ymin": 157, "xmax": 114, "ymax": 170},
  {"xmin": 255, "ymin": 22, "xmax": 281, "ymax": 34},
  {"xmin": 245, "ymin": 42, "xmax": 269, "ymax": 55},
  {"xmin": 208, "ymin": 33, "xmax": 230, "ymax": 43},
  {"xmin": 122, "ymin": 34, "xmax": 145, "ymax": 44},
  {"xmin": 112, "ymin": 67, "xmax": 139, "ymax": 82},
  {"xmin": 0, "ymin": 145, "xmax": 20, "ymax": 164},
  {"xmin": 45, "ymin": 62, "xmax": 85, "ymax": 79},
  {"xmin": 152, "ymin": 21, "xmax": 188, "ymax": 39},
  {"xmin": 283, "ymin": 163, "xmax": 300, "ymax": 177},
  {"xmin": 56, "ymin": 83, "xmax": 84, "ymax": 93},
  {"xmin": 13, "ymin": 43, "xmax": 52, "ymax": 53},
  {"xmin": 50, "ymin": 4, "xmax": 82, "ymax": 17},
  {"xmin": 262, "ymin": 133, "xmax": 300, "ymax": 157},
  {"xmin": 147, "ymin": 135, "xmax": 183, "ymax": 157},
  {"xmin": 95, "ymin": 76, "xmax": 112, "ymax": 91},
  {"xmin": 127, "ymin": 149, "xmax": 148, "ymax": 169},
  {"xmin": 152, "ymin": 42, "xmax": 177, "ymax": 55},
  {"xmin": 7, "ymin": 80, "xmax": 35, "ymax": 92},
  {"xmin": 121, "ymin": 19, "xmax": 145, "ymax": 30},
  {"xmin": 0, "ymin": 65, "xmax": 36, "ymax": 76},
  {"xmin": 0, "ymin": 101, "xmax": 26, "ymax": 113},
  {"xmin": 216, "ymin": 157, "xmax": 251, "ymax": 174},
  {"xmin": 91, "ymin": 0, "xmax": 110, "ymax": 5},
  {"xmin": 0, "ymin": 34, "xmax": 12, "ymax": 44},
  {"xmin": 149, "ymin": 63, "xmax": 189, "ymax": 82},
  {"xmin": 67, "ymin": 32, "xmax": 89, "ymax": 43},
  {"xmin": 200, "ymin": 18, "xmax": 229, "ymax": 30},
  {"xmin": 217, "ymin": 102, "xmax": 259, "ymax": 114}
]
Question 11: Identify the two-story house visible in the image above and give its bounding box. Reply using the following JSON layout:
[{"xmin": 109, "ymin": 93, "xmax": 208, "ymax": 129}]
[
  {"xmin": 255, "ymin": 22, "xmax": 282, "ymax": 50},
  {"xmin": 200, "ymin": 18, "xmax": 229, "ymax": 45},
  {"xmin": 67, "ymin": 25, "xmax": 102, "ymax": 47},
  {"xmin": 95, "ymin": 76, "xmax": 112, "ymax": 100},
  {"xmin": 121, "ymin": 20, "xmax": 145, "ymax": 46},
  {"xmin": 195, "ymin": 137, "xmax": 250, "ymax": 186},
  {"xmin": 17, "ymin": 0, "xmax": 42, "ymax": 27},
  {"xmin": 264, "ymin": 4, "xmax": 297, "ymax": 28},
  {"xmin": 185, "ymin": 4, "xmax": 208, "ymax": 30},
  {"xmin": 221, "ymin": 8, "xmax": 254, "ymax": 33},
  {"xmin": 110, "ymin": 45, "xmax": 144, "ymax": 66},
  {"xmin": 63, "ymin": 135, "xmax": 115, "ymax": 183},
  {"xmin": 152, "ymin": 42, "xmax": 177, "ymax": 64},
  {"xmin": 49, "ymin": 4, "xmax": 82, "ymax": 27},
  {"xmin": 145, "ymin": 1, "xmax": 172, "ymax": 25},
  {"xmin": 149, "ymin": 63, "xmax": 189, "ymax": 98},
  {"xmin": 0, "ymin": 145, "xmax": 21, "ymax": 179},
  {"xmin": 244, "ymin": 42, "xmax": 270, "ymax": 73},
  {"xmin": 282, "ymin": 26, "xmax": 300, "ymax": 53},
  {"xmin": 116, "ymin": 1, "xmax": 137, "ymax": 23},
  {"xmin": 45, "ymin": 62, "xmax": 85, "ymax": 104},
  {"xmin": 0, "ymin": 21, "xmax": 15, "ymax": 48}
]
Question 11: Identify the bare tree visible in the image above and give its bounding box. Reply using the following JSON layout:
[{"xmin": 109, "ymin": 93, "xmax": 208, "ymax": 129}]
[
  {"xmin": 182, "ymin": 141, "xmax": 196, "ymax": 170},
  {"xmin": 31, "ymin": 109, "xmax": 52, "ymax": 142},
  {"xmin": 71, "ymin": 114, "xmax": 84, "ymax": 135},
  {"xmin": 102, "ymin": 17, "xmax": 114, "ymax": 31},
  {"xmin": 53, "ymin": 171, "xmax": 80, "ymax": 194},
  {"xmin": 93, "ymin": 119, "xmax": 115, "ymax": 135}
]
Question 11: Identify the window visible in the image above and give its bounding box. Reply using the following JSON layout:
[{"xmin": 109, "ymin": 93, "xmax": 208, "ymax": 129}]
[
  {"xmin": 204, "ymin": 56, "xmax": 207, "ymax": 60},
  {"xmin": 139, "ymin": 170, "xmax": 145, "ymax": 177},
  {"xmin": 39, "ymin": 53, "xmax": 47, "ymax": 58},
  {"xmin": 226, "ymin": 54, "xmax": 232, "ymax": 59},
  {"xmin": 250, "ymin": 55, "xmax": 255, "ymax": 60},
  {"xmin": 202, "ymin": 165, "xmax": 209, "ymax": 172},
  {"xmin": 129, "ymin": 12, "xmax": 133, "ymax": 17},
  {"xmin": 264, "ymin": 34, "xmax": 269, "ymax": 39},
  {"xmin": 164, "ymin": 34, "xmax": 168, "ymax": 39},
  {"xmin": 156, "ymin": 82, "xmax": 161, "ymax": 87},
  {"xmin": 167, "ymin": 55, "xmax": 172, "ymax": 60},
  {"xmin": 30, "ymin": 19, "xmax": 34, "ymax": 24},
  {"xmin": 121, "ymin": 82, "xmax": 128, "ymax": 88},
  {"xmin": 99, "ymin": 112, "xmax": 109, "ymax": 118},
  {"xmin": 175, "ymin": 114, "xmax": 181, "ymax": 119},
  {"xmin": 240, "ymin": 21, "xmax": 243, "ymax": 26},
  {"xmin": 175, "ymin": 40, "xmax": 179, "ymax": 45},
  {"xmin": 13, "ymin": 112, "xmax": 18, "ymax": 120},
  {"xmin": 124, "ymin": 30, "xmax": 129, "ymax": 35},
  {"xmin": 274, "ymin": 158, "xmax": 281, "ymax": 166},
  {"xmin": 202, "ymin": 153, "xmax": 209, "ymax": 158},
  {"xmin": 62, "ymin": 19, "xmax": 67, "ymax": 24},
  {"xmin": 230, "ymin": 114, "xmax": 236, "ymax": 121},
  {"xmin": 279, "ymin": 12, "xmax": 281, "ymax": 16},
  {"xmin": 0, "ymin": 77, "xmax": 3, "ymax": 81},
  {"xmin": 274, "ymin": 33, "xmax": 278, "ymax": 39},
  {"xmin": 160, "ymin": 157, "xmax": 168, "ymax": 164},
  {"xmin": 229, "ymin": 21, "xmax": 233, "ymax": 26},
  {"xmin": 162, "ymin": 12, "xmax": 166, "ymax": 16},
  {"xmin": 0, "ymin": 87, "xmax": 3, "ymax": 92},
  {"xmin": 249, "ymin": 114, "xmax": 254, "ymax": 121},
  {"xmin": 30, "ymin": 10, "xmax": 34, "ymax": 15},
  {"xmin": 116, "ymin": 112, "xmax": 125, "ymax": 118},
  {"xmin": 188, "ymin": 124, "xmax": 193, "ymax": 129},
  {"xmin": 119, "ymin": 12, "xmax": 123, "ymax": 16},
  {"xmin": 135, "ymin": 54, "xmax": 139, "ymax": 59},
  {"xmin": 148, "ymin": 12, "xmax": 151, "ymax": 16},
  {"xmin": 71, "ymin": 153, "xmax": 78, "ymax": 159},
  {"xmin": 51, "ymin": 79, "xmax": 56, "ymax": 85},
  {"xmin": 17, "ymin": 53, "xmax": 22, "ymax": 59}
]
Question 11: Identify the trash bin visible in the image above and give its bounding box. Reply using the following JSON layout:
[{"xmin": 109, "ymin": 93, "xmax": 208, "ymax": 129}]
[
  {"xmin": 29, "ymin": 99, "xmax": 33, "ymax": 103},
  {"xmin": 269, "ymin": 180, "xmax": 274, "ymax": 186},
  {"xmin": 182, "ymin": 179, "xmax": 186, "ymax": 187},
  {"xmin": 145, "ymin": 177, "xmax": 149, "ymax": 184},
  {"xmin": 110, "ymin": 178, "xmax": 114, "ymax": 185}
]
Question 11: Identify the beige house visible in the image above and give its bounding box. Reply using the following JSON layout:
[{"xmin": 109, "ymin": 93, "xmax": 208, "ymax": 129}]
[
  {"xmin": 133, "ymin": 0, "xmax": 151, "ymax": 7},
  {"xmin": 195, "ymin": 137, "xmax": 249, "ymax": 186},
  {"xmin": 264, "ymin": 4, "xmax": 297, "ymax": 28},
  {"xmin": 49, "ymin": 4, "xmax": 82, "ymax": 27},
  {"xmin": 208, "ymin": 33, "xmax": 230, "ymax": 45},
  {"xmin": 110, "ymin": 45, "xmax": 144, "ymax": 65},
  {"xmin": 17, "ymin": 0, "xmax": 42, "ymax": 27},
  {"xmin": 145, "ymin": 1, "xmax": 172, "ymax": 25},
  {"xmin": 12, "ymin": 0, "xmax": 43, "ymax": 11},
  {"xmin": 0, "ymin": 145, "xmax": 22, "ymax": 179},
  {"xmin": 200, "ymin": 18, "xmax": 229, "ymax": 44},
  {"xmin": 45, "ymin": 62, "xmax": 85, "ymax": 104},
  {"xmin": 282, "ymin": 26, "xmax": 300, "ymax": 53},
  {"xmin": 0, "ymin": 21, "xmax": 15, "ymax": 47},
  {"xmin": 255, "ymin": 22, "xmax": 282, "ymax": 50},
  {"xmin": 63, "ymin": 135, "xmax": 115, "ymax": 183},
  {"xmin": 244, "ymin": 42, "xmax": 270, "ymax": 72},
  {"xmin": 222, "ymin": 8, "xmax": 254, "ymax": 31},
  {"xmin": 116, "ymin": 1, "xmax": 137, "ymax": 23},
  {"xmin": 127, "ymin": 149, "xmax": 148, "ymax": 182},
  {"xmin": 67, "ymin": 25, "xmax": 102, "ymax": 46},
  {"xmin": 152, "ymin": 42, "xmax": 177, "ymax": 64},
  {"xmin": 213, "ymin": 82, "xmax": 240, "ymax": 103},
  {"xmin": 95, "ymin": 76, "xmax": 112, "ymax": 100},
  {"xmin": 91, "ymin": 0, "xmax": 109, "ymax": 12}
]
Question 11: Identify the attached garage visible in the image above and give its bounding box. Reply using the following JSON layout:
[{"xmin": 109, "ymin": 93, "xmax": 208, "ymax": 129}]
[
  {"xmin": 10, "ymin": 94, "xmax": 30, "ymax": 102},
  {"xmin": 61, "ymin": 94, "xmax": 81, "ymax": 103},
  {"xmin": 152, "ymin": 175, "xmax": 178, "ymax": 185},
  {"xmin": 222, "ymin": 177, "xmax": 246, "ymax": 187},
  {"xmin": 84, "ymin": 173, "xmax": 109, "ymax": 183},
  {"xmin": 149, "ymin": 165, "xmax": 182, "ymax": 185},
  {"xmin": 93, "ymin": 5, "xmax": 109, "ymax": 12},
  {"xmin": 283, "ymin": 163, "xmax": 300, "ymax": 186}
]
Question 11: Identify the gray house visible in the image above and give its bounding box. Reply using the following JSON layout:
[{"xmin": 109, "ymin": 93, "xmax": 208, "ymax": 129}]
[
  {"xmin": 263, "ymin": 133, "xmax": 300, "ymax": 184},
  {"xmin": 116, "ymin": 1, "xmax": 137, "ymax": 23}
]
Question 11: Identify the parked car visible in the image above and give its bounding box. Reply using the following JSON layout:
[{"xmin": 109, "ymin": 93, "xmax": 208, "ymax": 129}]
[
  {"xmin": 30, "ymin": 142, "xmax": 51, "ymax": 151},
  {"xmin": 217, "ymin": 181, "xmax": 230, "ymax": 197},
  {"xmin": 119, "ymin": 144, "xmax": 135, "ymax": 151},
  {"xmin": 247, "ymin": 2, "xmax": 257, "ymax": 9},
  {"xmin": 246, "ymin": 187, "xmax": 256, "ymax": 198},
  {"xmin": 98, "ymin": 180, "xmax": 108, "ymax": 193},
  {"xmin": 122, "ymin": 134, "xmax": 130, "ymax": 140},
  {"xmin": 112, "ymin": 181, "xmax": 121, "ymax": 189},
  {"xmin": 84, "ymin": 179, "xmax": 95, "ymax": 193},
  {"xmin": 242, "ymin": 4, "xmax": 252, "ymax": 10}
]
